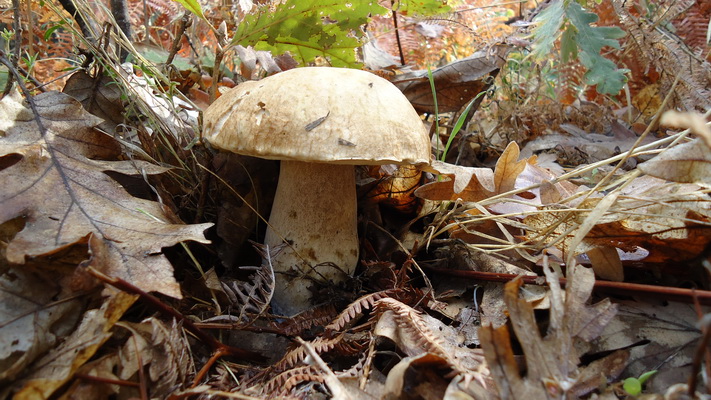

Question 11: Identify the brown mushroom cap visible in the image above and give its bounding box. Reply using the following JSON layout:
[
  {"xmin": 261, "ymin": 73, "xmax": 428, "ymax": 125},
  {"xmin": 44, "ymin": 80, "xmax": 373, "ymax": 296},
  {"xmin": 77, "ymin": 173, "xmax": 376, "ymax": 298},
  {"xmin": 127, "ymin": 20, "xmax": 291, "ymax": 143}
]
[{"xmin": 203, "ymin": 67, "xmax": 430, "ymax": 165}]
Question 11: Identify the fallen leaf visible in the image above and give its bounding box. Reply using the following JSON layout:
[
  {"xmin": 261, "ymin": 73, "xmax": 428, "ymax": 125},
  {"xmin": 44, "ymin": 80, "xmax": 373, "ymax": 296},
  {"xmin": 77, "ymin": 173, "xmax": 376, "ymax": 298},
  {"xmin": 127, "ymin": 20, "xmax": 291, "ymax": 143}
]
[
  {"xmin": 363, "ymin": 164, "xmax": 423, "ymax": 213},
  {"xmin": 493, "ymin": 141, "xmax": 527, "ymax": 193},
  {"xmin": 586, "ymin": 246, "xmax": 624, "ymax": 281},
  {"xmin": 416, "ymin": 142, "xmax": 524, "ymax": 202},
  {"xmin": 393, "ymin": 46, "xmax": 509, "ymax": 114},
  {"xmin": 479, "ymin": 263, "xmax": 622, "ymax": 398},
  {"xmin": 660, "ymin": 110, "xmax": 711, "ymax": 148},
  {"xmin": 0, "ymin": 268, "xmax": 84, "ymax": 382},
  {"xmin": 524, "ymin": 176, "xmax": 711, "ymax": 263},
  {"xmin": 62, "ymin": 71, "xmax": 125, "ymax": 133},
  {"xmin": 0, "ymin": 90, "xmax": 212, "ymax": 298},
  {"xmin": 638, "ymin": 138, "xmax": 711, "ymax": 186},
  {"xmin": 382, "ymin": 353, "xmax": 454, "ymax": 400},
  {"xmin": 519, "ymin": 121, "xmax": 657, "ymax": 165},
  {"xmin": 12, "ymin": 292, "xmax": 137, "ymax": 399},
  {"xmin": 591, "ymin": 301, "xmax": 706, "ymax": 393}
]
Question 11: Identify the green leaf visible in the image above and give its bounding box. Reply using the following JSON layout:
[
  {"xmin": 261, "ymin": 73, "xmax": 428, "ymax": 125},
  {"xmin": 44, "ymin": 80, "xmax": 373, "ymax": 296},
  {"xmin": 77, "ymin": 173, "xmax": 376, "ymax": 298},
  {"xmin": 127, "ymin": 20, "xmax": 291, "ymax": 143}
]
[
  {"xmin": 44, "ymin": 25, "xmax": 62, "ymax": 41},
  {"xmin": 567, "ymin": 2, "xmax": 625, "ymax": 54},
  {"xmin": 171, "ymin": 0, "xmax": 205, "ymax": 21},
  {"xmin": 531, "ymin": 1, "xmax": 628, "ymax": 95},
  {"xmin": 623, "ymin": 378, "xmax": 642, "ymax": 396},
  {"xmin": 579, "ymin": 51, "xmax": 629, "ymax": 94},
  {"xmin": 392, "ymin": 0, "xmax": 452, "ymax": 16},
  {"xmin": 531, "ymin": 0, "xmax": 565, "ymax": 59},
  {"xmin": 567, "ymin": 1, "xmax": 627, "ymax": 94},
  {"xmin": 560, "ymin": 25, "xmax": 578, "ymax": 63},
  {"xmin": 637, "ymin": 370, "xmax": 657, "ymax": 385},
  {"xmin": 233, "ymin": 0, "xmax": 387, "ymax": 68}
]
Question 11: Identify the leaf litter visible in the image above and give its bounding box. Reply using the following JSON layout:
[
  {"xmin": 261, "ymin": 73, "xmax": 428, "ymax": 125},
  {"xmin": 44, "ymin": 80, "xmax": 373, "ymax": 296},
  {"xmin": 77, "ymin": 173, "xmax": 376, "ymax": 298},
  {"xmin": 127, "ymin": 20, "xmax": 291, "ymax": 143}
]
[
  {"xmin": 0, "ymin": 90, "xmax": 211, "ymax": 298},
  {"xmin": 1, "ymin": 0, "xmax": 711, "ymax": 398}
]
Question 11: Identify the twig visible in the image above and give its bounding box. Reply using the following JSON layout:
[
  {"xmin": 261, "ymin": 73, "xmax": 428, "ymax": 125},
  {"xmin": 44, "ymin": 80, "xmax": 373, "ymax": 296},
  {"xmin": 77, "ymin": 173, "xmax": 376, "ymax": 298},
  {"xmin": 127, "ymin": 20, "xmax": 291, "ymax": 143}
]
[
  {"xmin": 166, "ymin": 12, "xmax": 192, "ymax": 66},
  {"xmin": 426, "ymin": 267, "xmax": 711, "ymax": 306},
  {"xmin": 390, "ymin": 1, "xmax": 405, "ymax": 65},
  {"xmin": 84, "ymin": 266, "xmax": 266, "ymax": 363}
]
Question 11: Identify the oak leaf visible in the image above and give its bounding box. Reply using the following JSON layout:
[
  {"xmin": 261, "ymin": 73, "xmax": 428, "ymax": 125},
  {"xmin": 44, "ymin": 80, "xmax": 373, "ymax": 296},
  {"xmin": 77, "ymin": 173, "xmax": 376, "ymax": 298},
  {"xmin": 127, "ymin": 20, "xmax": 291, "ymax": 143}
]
[
  {"xmin": 415, "ymin": 142, "xmax": 528, "ymax": 203},
  {"xmin": 479, "ymin": 263, "xmax": 625, "ymax": 397},
  {"xmin": 0, "ymin": 90, "xmax": 211, "ymax": 298},
  {"xmin": 392, "ymin": 47, "xmax": 508, "ymax": 114}
]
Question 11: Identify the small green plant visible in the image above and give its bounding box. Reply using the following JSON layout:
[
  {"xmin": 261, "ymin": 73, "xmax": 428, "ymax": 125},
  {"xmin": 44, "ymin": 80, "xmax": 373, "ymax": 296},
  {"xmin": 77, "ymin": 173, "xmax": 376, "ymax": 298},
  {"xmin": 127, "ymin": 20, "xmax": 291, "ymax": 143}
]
[
  {"xmin": 426, "ymin": 66, "xmax": 441, "ymax": 158},
  {"xmin": 231, "ymin": 0, "xmax": 386, "ymax": 67},
  {"xmin": 169, "ymin": 0, "xmax": 450, "ymax": 68},
  {"xmin": 427, "ymin": 67, "xmax": 487, "ymax": 162},
  {"xmin": 622, "ymin": 370, "xmax": 657, "ymax": 396},
  {"xmin": 530, "ymin": 0, "xmax": 629, "ymax": 95}
]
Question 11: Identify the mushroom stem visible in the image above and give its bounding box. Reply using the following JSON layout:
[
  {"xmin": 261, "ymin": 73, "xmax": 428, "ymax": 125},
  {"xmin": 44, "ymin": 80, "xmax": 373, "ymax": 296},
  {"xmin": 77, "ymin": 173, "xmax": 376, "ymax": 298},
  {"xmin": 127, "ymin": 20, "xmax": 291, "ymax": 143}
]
[{"xmin": 264, "ymin": 160, "xmax": 359, "ymax": 316}]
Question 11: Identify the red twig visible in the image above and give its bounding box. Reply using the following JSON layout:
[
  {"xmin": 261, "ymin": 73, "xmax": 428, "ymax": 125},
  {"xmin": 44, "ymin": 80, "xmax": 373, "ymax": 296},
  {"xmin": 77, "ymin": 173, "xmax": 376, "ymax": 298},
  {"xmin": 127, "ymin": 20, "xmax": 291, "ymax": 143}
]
[
  {"xmin": 192, "ymin": 346, "xmax": 230, "ymax": 387},
  {"xmin": 427, "ymin": 268, "xmax": 711, "ymax": 306}
]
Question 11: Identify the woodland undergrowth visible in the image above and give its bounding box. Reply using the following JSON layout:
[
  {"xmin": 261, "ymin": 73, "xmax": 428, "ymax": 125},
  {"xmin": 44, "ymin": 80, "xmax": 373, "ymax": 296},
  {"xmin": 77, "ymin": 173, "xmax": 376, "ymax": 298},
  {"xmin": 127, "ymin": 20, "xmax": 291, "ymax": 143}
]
[{"xmin": 0, "ymin": 0, "xmax": 710, "ymax": 399}]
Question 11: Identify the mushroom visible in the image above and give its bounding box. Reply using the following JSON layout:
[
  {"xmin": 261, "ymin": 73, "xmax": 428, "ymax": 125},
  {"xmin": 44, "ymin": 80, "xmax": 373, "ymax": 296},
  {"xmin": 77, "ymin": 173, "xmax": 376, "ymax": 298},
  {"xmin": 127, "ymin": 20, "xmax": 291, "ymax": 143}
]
[{"xmin": 203, "ymin": 67, "xmax": 430, "ymax": 316}]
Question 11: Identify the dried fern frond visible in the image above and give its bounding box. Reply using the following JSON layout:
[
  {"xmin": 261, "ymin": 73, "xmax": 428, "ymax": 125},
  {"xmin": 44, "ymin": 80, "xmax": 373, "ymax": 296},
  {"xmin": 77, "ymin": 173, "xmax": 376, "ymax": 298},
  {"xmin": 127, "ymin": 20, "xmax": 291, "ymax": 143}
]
[
  {"xmin": 372, "ymin": 297, "xmax": 465, "ymax": 373},
  {"xmin": 613, "ymin": 0, "xmax": 711, "ymax": 112},
  {"xmin": 260, "ymin": 366, "xmax": 324, "ymax": 397},
  {"xmin": 218, "ymin": 242, "xmax": 277, "ymax": 326},
  {"xmin": 270, "ymin": 335, "xmax": 346, "ymax": 375},
  {"xmin": 324, "ymin": 289, "xmax": 397, "ymax": 333},
  {"xmin": 672, "ymin": 1, "xmax": 711, "ymax": 56},
  {"xmin": 274, "ymin": 303, "xmax": 340, "ymax": 337}
]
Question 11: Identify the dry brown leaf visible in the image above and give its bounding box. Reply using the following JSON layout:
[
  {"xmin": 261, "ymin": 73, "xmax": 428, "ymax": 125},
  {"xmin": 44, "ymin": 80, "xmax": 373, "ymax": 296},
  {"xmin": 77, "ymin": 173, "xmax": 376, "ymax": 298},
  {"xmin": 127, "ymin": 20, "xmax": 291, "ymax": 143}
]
[
  {"xmin": 392, "ymin": 47, "xmax": 508, "ymax": 114},
  {"xmin": 586, "ymin": 246, "xmax": 624, "ymax": 282},
  {"xmin": 661, "ymin": 110, "xmax": 711, "ymax": 148},
  {"xmin": 416, "ymin": 142, "xmax": 525, "ymax": 203},
  {"xmin": 382, "ymin": 353, "xmax": 456, "ymax": 400},
  {"xmin": 525, "ymin": 175, "xmax": 711, "ymax": 263},
  {"xmin": 11, "ymin": 292, "xmax": 137, "ymax": 399},
  {"xmin": 638, "ymin": 138, "xmax": 711, "ymax": 186},
  {"xmin": 417, "ymin": 161, "xmax": 495, "ymax": 201},
  {"xmin": 590, "ymin": 301, "xmax": 707, "ymax": 393},
  {"xmin": 520, "ymin": 121, "xmax": 658, "ymax": 166},
  {"xmin": 116, "ymin": 318, "xmax": 192, "ymax": 397},
  {"xmin": 0, "ymin": 90, "xmax": 212, "ymax": 298},
  {"xmin": 0, "ymin": 268, "xmax": 84, "ymax": 382},
  {"xmin": 363, "ymin": 164, "xmax": 423, "ymax": 213},
  {"xmin": 479, "ymin": 263, "xmax": 623, "ymax": 398},
  {"xmin": 637, "ymin": 100, "xmax": 711, "ymax": 187},
  {"xmin": 62, "ymin": 71, "xmax": 125, "ymax": 133},
  {"xmin": 493, "ymin": 142, "xmax": 527, "ymax": 194}
]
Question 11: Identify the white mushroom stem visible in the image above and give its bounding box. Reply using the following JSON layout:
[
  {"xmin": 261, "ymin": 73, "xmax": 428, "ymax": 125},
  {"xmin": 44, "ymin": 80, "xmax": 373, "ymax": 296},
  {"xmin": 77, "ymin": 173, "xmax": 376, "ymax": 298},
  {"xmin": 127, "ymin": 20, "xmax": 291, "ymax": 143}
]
[{"xmin": 264, "ymin": 160, "xmax": 359, "ymax": 316}]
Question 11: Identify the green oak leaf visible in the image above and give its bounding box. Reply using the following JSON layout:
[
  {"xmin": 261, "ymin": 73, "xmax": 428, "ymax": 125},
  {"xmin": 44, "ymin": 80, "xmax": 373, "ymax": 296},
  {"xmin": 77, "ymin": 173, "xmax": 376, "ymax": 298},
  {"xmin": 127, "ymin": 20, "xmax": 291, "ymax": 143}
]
[
  {"xmin": 233, "ymin": 0, "xmax": 387, "ymax": 68},
  {"xmin": 392, "ymin": 0, "xmax": 452, "ymax": 16},
  {"xmin": 170, "ymin": 0, "xmax": 205, "ymax": 21},
  {"xmin": 531, "ymin": 0, "xmax": 565, "ymax": 59},
  {"xmin": 567, "ymin": 1, "xmax": 628, "ymax": 94}
]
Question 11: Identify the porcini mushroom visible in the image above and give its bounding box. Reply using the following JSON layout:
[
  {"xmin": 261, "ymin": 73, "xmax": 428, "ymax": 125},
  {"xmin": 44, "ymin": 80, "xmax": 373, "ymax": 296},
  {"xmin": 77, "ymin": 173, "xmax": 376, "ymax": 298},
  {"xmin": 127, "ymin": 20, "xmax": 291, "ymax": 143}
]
[{"xmin": 203, "ymin": 67, "xmax": 430, "ymax": 316}]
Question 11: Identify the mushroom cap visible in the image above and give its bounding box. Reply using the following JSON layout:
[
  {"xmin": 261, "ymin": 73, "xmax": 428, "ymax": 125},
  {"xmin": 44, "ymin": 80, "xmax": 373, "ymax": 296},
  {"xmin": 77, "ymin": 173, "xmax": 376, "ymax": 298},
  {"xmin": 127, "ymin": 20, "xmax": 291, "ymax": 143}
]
[{"xmin": 203, "ymin": 67, "xmax": 431, "ymax": 165}]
